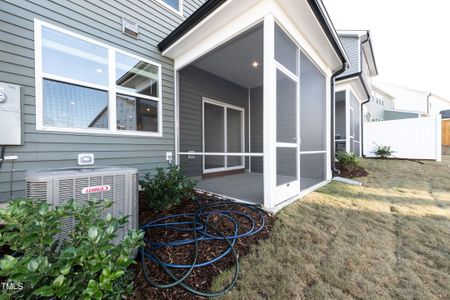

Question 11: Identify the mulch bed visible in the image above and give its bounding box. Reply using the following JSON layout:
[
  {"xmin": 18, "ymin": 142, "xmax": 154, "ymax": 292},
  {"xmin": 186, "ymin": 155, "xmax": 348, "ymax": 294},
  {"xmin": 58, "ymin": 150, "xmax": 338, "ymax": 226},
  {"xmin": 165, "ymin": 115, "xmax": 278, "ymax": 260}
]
[
  {"xmin": 335, "ymin": 162, "xmax": 368, "ymax": 178},
  {"xmin": 130, "ymin": 192, "xmax": 274, "ymax": 300}
]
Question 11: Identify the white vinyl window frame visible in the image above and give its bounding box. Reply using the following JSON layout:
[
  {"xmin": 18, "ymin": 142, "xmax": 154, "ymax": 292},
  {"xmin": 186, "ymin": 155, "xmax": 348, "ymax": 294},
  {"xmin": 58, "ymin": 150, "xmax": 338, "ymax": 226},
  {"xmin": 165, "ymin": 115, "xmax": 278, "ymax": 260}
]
[
  {"xmin": 202, "ymin": 97, "xmax": 245, "ymax": 174},
  {"xmin": 155, "ymin": 0, "xmax": 183, "ymax": 16},
  {"xmin": 34, "ymin": 19, "xmax": 163, "ymax": 137}
]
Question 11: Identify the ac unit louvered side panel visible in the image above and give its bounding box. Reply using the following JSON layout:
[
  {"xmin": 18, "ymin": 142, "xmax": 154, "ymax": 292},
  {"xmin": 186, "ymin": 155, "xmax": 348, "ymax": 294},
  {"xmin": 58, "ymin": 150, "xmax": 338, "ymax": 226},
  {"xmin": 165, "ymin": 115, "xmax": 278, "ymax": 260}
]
[
  {"xmin": 89, "ymin": 176, "xmax": 102, "ymax": 201},
  {"xmin": 131, "ymin": 173, "xmax": 138, "ymax": 229},
  {"xmin": 74, "ymin": 178, "xmax": 89, "ymax": 207},
  {"xmin": 58, "ymin": 179, "xmax": 74, "ymax": 205},
  {"xmin": 26, "ymin": 181, "xmax": 48, "ymax": 201},
  {"xmin": 113, "ymin": 175, "xmax": 126, "ymax": 245},
  {"xmin": 102, "ymin": 176, "xmax": 115, "ymax": 220}
]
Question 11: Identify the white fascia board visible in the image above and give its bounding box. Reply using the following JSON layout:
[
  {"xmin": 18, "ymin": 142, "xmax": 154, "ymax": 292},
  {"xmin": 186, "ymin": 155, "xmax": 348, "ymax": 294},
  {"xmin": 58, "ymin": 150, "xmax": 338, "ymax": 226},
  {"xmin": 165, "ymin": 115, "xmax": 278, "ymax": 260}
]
[
  {"xmin": 361, "ymin": 42, "xmax": 378, "ymax": 76},
  {"xmin": 335, "ymin": 77, "xmax": 367, "ymax": 101},
  {"xmin": 336, "ymin": 30, "xmax": 367, "ymax": 37},
  {"xmin": 312, "ymin": 0, "xmax": 350, "ymax": 67},
  {"xmin": 166, "ymin": 0, "xmax": 341, "ymax": 73}
]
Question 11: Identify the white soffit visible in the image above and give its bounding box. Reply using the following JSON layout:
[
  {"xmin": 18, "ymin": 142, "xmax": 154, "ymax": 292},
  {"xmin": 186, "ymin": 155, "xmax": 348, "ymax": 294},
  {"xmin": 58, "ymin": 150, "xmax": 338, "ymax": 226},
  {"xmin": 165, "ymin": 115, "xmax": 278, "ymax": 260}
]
[{"xmin": 164, "ymin": 0, "xmax": 343, "ymax": 72}]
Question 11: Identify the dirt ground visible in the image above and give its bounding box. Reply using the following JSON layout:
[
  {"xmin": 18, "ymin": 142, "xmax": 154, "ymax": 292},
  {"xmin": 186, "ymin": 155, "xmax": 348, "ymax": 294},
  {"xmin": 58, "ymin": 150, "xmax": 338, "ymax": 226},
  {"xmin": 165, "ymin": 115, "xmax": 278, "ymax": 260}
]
[{"xmin": 213, "ymin": 157, "xmax": 450, "ymax": 299}]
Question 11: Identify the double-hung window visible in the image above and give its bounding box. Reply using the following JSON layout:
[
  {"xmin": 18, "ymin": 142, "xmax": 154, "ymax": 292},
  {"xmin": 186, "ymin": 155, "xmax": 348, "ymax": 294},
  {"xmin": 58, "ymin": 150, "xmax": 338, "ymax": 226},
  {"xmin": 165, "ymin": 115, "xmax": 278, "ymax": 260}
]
[{"xmin": 35, "ymin": 19, "xmax": 162, "ymax": 136}]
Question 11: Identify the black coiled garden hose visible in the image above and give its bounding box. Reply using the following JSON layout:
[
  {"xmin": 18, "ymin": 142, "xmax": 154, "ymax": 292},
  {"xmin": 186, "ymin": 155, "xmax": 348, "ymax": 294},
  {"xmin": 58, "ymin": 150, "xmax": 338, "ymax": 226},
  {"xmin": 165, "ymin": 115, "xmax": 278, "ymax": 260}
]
[{"xmin": 139, "ymin": 199, "xmax": 266, "ymax": 297}]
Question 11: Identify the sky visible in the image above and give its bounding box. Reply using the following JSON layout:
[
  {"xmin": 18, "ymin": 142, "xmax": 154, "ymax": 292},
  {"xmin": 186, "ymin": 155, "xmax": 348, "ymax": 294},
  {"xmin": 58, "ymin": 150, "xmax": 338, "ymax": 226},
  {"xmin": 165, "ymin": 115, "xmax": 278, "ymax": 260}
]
[{"xmin": 322, "ymin": 0, "xmax": 450, "ymax": 99}]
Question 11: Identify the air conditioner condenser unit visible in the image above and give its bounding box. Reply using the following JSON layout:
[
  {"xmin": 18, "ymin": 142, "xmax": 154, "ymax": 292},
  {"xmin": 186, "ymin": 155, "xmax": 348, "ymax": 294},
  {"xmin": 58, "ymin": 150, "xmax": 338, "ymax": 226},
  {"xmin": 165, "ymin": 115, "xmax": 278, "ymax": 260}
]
[{"xmin": 26, "ymin": 167, "xmax": 139, "ymax": 245}]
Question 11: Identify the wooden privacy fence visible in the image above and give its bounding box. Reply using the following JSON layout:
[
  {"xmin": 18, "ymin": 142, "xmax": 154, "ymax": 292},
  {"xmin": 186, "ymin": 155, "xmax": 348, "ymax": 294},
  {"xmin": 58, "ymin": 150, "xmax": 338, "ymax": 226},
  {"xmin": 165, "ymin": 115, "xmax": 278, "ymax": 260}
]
[{"xmin": 442, "ymin": 119, "xmax": 450, "ymax": 146}]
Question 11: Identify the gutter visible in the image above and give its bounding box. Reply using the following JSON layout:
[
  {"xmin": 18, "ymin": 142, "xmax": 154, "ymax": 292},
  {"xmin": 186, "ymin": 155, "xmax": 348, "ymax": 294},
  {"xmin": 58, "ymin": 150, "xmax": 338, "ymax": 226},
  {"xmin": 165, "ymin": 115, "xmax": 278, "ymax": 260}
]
[
  {"xmin": 331, "ymin": 63, "xmax": 348, "ymax": 174},
  {"xmin": 359, "ymin": 33, "xmax": 371, "ymax": 157},
  {"xmin": 306, "ymin": 0, "xmax": 349, "ymax": 64},
  {"xmin": 427, "ymin": 93, "xmax": 432, "ymax": 115}
]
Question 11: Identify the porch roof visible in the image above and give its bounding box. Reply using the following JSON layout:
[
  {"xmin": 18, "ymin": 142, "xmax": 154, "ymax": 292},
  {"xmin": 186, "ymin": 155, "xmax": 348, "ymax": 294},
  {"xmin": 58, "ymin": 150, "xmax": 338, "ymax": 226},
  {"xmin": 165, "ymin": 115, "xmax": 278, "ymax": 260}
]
[{"xmin": 158, "ymin": 0, "xmax": 349, "ymax": 70}]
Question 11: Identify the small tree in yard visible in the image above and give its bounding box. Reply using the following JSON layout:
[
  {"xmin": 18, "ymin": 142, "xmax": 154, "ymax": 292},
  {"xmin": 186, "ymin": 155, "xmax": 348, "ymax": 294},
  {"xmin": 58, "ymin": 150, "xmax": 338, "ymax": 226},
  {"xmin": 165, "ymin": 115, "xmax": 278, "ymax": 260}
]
[
  {"xmin": 140, "ymin": 165, "xmax": 196, "ymax": 211},
  {"xmin": 0, "ymin": 198, "xmax": 144, "ymax": 300},
  {"xmin": 372, "ymin": 144, "xmax": 394, "ymax": 159}
]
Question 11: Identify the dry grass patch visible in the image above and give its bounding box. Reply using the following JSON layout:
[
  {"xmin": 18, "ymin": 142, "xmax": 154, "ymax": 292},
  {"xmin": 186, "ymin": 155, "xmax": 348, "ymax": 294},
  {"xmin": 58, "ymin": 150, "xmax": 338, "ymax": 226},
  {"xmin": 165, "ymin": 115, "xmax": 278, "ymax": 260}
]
[{"xmin": 213, "ymin": 157, "xmax": 450, "ymax": 299}]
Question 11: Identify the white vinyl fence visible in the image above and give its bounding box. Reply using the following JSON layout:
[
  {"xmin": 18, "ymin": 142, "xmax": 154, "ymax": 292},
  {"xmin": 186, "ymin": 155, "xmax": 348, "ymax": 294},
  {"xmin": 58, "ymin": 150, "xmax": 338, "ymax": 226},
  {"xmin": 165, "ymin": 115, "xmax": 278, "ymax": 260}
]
[{"xmin": 363, "ymin": 115, "xmax": 442, "ymax": 161}]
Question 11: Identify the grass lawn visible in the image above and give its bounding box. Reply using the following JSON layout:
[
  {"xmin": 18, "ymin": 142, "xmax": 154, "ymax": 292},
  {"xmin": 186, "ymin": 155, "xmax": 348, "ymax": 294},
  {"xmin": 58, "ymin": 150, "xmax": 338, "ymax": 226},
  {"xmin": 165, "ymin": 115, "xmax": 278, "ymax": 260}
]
[{"xmin": 213, "ymin": 157, "xmax": 450, "ymax": 299}]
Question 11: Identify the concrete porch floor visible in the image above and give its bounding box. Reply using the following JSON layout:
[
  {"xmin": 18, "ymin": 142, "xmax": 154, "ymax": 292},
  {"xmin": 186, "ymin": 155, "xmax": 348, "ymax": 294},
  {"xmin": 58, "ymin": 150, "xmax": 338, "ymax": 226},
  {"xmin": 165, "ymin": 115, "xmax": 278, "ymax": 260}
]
[
  {"xmin": 195, "ymin": 173, "xmax": 323, "ymax": 206},
  {"xmin": 196, "ymin": 173, "xmax": 264, "ymax": 205}
]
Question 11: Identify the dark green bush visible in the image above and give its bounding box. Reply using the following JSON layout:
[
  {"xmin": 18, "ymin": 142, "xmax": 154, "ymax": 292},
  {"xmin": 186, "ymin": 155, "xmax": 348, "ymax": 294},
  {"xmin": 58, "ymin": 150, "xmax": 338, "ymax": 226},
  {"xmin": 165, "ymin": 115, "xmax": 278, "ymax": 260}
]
[
  {"xmin": 372, "ymin": 144, "xmax": 394, "ymax": 159},
  {"xmin": 336, "ymin": 151, "xmax": 359, "ymax": 172},
  {"xmin": 0, "ymin": 198, "xmax": 144, "ymax": 300},
  {"xmin": 140, "ymin": 165, "xmax": 196, "ymax": 211}
]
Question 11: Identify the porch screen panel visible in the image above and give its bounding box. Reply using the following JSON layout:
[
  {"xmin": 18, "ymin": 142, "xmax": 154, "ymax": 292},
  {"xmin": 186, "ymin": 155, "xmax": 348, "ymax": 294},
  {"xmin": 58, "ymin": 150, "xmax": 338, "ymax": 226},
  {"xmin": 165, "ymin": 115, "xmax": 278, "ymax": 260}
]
[
  {"xmin": 277, "ymin": 148, "xmax": 297, "ymax": 186},
  {"xmin": 350, "ymin": 109, "xmax": 354, "ymax": 141},
  {"xmin": 227, "ymin": 108, "xmax": 243, "ymax": 167},
  {"xmin": 276, "ymin": 71, "xmax": 297, "ymax": 143},
  {"xmin": 299, "ymin": 52, "xmax": 327, "ymax": 191},
  {"xmin": 276, "ymin": 70, "xmax": 298, "ymax": 186},
  {"xmin": 204, "ymin": 102, "xmax": 225, "ymax": 169},
  {"xmin": 300, "ymin": 153, "xmax": 326, "ymax": 191},
  {"xmin": 275, "ymin": 24, "xmax": 297, "ymax": 75}
]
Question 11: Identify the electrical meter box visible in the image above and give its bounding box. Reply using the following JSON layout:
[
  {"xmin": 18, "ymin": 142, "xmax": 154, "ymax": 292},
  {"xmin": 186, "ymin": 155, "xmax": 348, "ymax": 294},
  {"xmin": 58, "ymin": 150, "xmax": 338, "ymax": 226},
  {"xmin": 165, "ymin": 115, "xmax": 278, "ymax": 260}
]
[{"xmin": 0, "ymin": 82, "xmax": 22, "ymax": 145}]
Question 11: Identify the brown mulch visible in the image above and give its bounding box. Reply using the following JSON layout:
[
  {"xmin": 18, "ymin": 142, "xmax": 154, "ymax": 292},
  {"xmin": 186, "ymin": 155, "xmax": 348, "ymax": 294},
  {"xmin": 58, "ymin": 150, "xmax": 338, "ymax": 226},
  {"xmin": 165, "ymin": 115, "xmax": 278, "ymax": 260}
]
[
  {"xmin": 335, "ymin": 162, "xmax": 369, "ymax": 179},
  {"xmin": 130, "ymin": 192, "xmax": 274, "ymax": 300}
]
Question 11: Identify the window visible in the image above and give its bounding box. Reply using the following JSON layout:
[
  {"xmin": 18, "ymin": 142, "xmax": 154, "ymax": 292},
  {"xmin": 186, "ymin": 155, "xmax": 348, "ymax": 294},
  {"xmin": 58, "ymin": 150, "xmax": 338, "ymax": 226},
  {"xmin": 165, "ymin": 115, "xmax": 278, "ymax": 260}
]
[
  {"xmin": 35, "ymin": 20, "xmax": 162, "ymax": 136},
  {"xmin": 157, "ymin": 0, "xmax": 183, "ymax": 15}
]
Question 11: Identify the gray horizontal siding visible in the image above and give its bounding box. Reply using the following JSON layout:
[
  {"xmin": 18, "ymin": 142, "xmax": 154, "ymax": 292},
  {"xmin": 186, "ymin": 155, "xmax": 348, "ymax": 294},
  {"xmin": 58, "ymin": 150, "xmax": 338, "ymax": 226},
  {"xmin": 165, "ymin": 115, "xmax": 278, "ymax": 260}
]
[
  {"xmin": 250, "ymin": 86, "xmax": 263, "ymax": 173},
  {"xmin": 335, "ymin": 92, "xmax": 346, "ymax": 138},
  {"xmin": 0, "ymin": 0, "xmax": 206, "ymax": 201},
  {"xmin": 179, "ymin": 66, "xmax": 249, "ymax": 177},
  {"xmin": 384, "ymin": 110, "xmax": 419, "ymax": 121},
  {"xmin": 337, "ymin": 36, "xmax": 360, "ymax": 79}
]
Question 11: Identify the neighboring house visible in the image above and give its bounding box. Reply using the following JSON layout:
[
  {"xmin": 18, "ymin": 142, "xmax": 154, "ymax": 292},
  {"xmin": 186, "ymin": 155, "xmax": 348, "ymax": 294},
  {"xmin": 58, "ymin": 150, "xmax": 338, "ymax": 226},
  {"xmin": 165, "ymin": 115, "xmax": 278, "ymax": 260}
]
[
  {"xmin": 366, "ymin": 84, "xmax": 422, "ymax": 121},
  {"xmin": 0, "ymin": 0, "xmax": 349, "ymax": 211},
  {"xmin": 364, "ymin": 85, "xmax": 394, "ymax": 122},
  {"xmin": 441, "ymin": 109, "xmax": 450, "ymax": 120},
  {"xmin": 375, "ymin": 82, "xmax": 450, "ymax": 117},
  {"xmin": 334, "ymin": 30, "xmax": 378, "ymax": 156}
]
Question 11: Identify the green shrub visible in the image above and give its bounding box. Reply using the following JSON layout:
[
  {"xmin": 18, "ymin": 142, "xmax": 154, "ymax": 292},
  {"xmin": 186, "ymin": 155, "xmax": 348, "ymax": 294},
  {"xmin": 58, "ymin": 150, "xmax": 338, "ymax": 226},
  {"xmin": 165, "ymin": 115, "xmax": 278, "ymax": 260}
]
[
  {"xmin": 336, "ymin": 151, "xmax": 359, "ymax": 172},
  {"xmin": 372, "ymin": 144, "xmax": 394, "ymax": 159},
  {"xmin": 140, "ymin": 165, "xmax": 196, "ymax": 211},
  {"xmin": 0, "ymin": 198, "xmax": 144, "ymax": 300}
]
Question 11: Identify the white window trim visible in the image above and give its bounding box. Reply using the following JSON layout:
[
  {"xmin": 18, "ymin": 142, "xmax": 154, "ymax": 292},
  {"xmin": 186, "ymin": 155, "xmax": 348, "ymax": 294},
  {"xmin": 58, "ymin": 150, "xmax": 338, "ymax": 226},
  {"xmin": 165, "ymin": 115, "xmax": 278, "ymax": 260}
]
[
  {"xmin": 155, "ymin": 0, "xmax": 183, "ymax": 16},
  {"xmin": 202, "ymin": 97, "xmax": 245, "ymax": 174},
  {"xmin": 34, "ymin": 19, "xmax": 163, "ymax": 137}
]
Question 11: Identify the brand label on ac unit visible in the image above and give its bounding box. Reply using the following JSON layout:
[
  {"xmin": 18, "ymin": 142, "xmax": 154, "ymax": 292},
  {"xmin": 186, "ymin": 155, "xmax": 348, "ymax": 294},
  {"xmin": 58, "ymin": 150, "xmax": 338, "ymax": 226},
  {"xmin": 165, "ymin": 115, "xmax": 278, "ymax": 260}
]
[{"xmin": 81, "ymin": 185, "xmax": 111, "ymax": 194}]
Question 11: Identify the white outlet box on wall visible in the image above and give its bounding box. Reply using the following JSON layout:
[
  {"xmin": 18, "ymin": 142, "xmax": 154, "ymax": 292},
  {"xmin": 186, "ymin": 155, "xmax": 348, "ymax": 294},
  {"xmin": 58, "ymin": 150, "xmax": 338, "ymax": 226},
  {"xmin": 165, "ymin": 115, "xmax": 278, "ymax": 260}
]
[{"xmin": 78, "ymin": 154, "xmax": 95, "ymax": 166}]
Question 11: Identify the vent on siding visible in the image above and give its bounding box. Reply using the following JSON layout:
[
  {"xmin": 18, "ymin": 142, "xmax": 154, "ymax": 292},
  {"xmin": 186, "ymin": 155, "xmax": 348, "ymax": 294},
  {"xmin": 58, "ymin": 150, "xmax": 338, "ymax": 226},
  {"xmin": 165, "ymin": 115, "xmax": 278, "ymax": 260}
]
[{"xmin": 122, "ymin": 18, "xmax": 139, "ymax": 38}]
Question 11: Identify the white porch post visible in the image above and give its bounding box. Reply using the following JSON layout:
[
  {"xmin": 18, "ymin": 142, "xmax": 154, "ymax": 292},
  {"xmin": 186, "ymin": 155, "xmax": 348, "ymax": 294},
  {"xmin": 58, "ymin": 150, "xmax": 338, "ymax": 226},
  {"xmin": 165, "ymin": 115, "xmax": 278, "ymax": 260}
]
[{"xmin": 263, "ymin": 14, "xmax": 276, "ymax": 209}]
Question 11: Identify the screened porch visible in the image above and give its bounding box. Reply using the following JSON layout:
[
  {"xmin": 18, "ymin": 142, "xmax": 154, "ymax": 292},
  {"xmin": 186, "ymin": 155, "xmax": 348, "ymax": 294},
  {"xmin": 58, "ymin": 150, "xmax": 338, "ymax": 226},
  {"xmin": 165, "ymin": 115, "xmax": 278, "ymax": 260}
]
[{"xmin": 176, "ymin": 17, "xmax": 330, "ymax": 210}]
